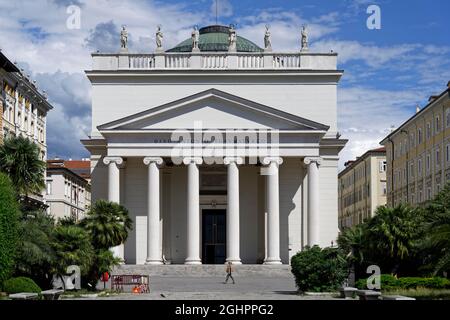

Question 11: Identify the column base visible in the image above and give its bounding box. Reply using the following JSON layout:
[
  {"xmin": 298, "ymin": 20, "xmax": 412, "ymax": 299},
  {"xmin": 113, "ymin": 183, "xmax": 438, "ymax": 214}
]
[
  {"xmin": 263, "ymin": 258, "xmax": 282, "ymax": 265},
  {"xmin": 184, "ymin": 259, "xmax": 202, "ymax": 265},
  {"xmin": 226, "ymin": 259, "xmax": 242, "ymax": 265},
  {"xmin": 145, "ymin": 259, "xmax": 163, "ymax": 265}
]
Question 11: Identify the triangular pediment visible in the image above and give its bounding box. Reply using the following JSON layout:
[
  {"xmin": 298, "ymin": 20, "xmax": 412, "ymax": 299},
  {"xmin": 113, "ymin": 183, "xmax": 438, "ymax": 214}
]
[{"xmin": 98, "ymin": 89, "xmax": 329, "ymax": 131}]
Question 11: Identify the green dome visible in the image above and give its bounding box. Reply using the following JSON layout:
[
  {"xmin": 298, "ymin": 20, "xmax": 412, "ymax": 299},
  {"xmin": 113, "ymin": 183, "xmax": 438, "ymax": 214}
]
[{"xmin": 167, "ymin": 25, "xmax": 263, "ymax": 53}]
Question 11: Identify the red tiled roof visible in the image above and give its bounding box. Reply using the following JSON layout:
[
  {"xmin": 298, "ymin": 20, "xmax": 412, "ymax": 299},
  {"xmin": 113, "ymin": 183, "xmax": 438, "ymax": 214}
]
[
  {"xmin": 47, "ymin": 159, "xmax": 91, "ymax": 180},
  {"xmin": 369, "ymin": 146, "xmax": 386, "ymax": 152}
]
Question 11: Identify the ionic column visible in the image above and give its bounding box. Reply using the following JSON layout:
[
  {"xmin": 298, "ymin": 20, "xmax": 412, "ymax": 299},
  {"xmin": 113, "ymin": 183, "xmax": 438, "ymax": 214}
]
[
  {"xmin": 143, "ymin": 157, "xmax": 164, "ymax": 265},
  {"xmin": 262, "ymin": 157, "xmax": 283, "ymax": 265},
  {"xmin": 183, "ymin": 157, "xmax": 203, "ymax": 264},
  {"xmin": 103, "ymin": 156, "xmax": 125, "ymax": 260},
  {"xmin": 304, "ymin": 157, "xmax": 322, "ymax": 246},
  {"xmin": 224, "ymin": 156, "xmax": 243, "ymax": 265}
]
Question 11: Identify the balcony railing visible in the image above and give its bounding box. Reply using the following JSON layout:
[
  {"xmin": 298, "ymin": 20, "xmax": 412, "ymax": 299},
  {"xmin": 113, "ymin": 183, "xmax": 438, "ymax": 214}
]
[{"xmin": 92, "ymin": 51, "xmax": 337, "ymax": 71}]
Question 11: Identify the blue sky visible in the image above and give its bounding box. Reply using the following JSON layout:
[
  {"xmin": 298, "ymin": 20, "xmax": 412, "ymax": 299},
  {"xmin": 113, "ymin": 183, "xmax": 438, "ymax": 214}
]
[{"xmin": 0, "ymin": 0, "xmax": 449, "ymax": 167}]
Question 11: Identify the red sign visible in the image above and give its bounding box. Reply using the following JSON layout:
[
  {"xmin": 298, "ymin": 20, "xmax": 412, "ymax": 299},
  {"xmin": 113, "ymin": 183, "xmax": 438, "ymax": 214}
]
[{"xmin": 101, "ymin": 272, "xmax": 109, "ymax": 282}]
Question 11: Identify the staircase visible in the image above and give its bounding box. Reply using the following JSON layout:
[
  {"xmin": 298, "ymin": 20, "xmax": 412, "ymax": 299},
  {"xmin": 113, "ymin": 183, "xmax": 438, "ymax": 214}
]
[{"xmin": 112, "ymin": 264, "xmax": 293, "ymax": 278}]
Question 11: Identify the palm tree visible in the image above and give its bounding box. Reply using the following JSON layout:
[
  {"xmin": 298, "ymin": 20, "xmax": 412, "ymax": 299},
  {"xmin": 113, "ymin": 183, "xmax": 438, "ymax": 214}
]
[
  {"xmin": 338, "ymin": 224, "xmax": 366, "ymax": 265},
  {"xmin": 81, "ymin": 200, "xmax": 133, "ymax": 249},
  {"xmin": 421, "ymin": 183, "xmax": 450, "ymax": 275},
  {"xmin": 0, "ymin": 136, "xmax": 45, "ymax": 196},
  {"xmin": 51, "ymin": 225, "xmax": 95, "ymax": 289},
  {"xmin": 15, "ymin": 210, "xmax": 56, "ymax": 288},
  {"xmin": 366, "ymin": 204, "xmax": 423, "ymax": 274}
]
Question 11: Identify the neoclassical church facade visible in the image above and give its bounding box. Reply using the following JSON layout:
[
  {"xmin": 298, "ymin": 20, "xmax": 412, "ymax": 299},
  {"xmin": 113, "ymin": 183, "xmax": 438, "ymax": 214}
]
[{"xmin": 83, "ymin": 25, "xmax": 346, "ymax": 265}]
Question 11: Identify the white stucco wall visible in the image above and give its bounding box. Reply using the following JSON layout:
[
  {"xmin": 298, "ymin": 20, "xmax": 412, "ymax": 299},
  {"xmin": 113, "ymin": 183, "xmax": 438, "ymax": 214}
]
[{"xmin": 90, "ymin": 78, "xmax": 338, "ymax": 136}]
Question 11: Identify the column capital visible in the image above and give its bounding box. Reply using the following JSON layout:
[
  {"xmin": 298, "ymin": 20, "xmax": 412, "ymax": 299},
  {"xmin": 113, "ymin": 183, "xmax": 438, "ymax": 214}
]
[
  {"xmin": 223, "ymin": 156, "xmax": 244, "ymax": 165},
  {"xmin": 262, "ymin": 156, "xmax": 283, "ymax": 166},
  {"xmin": 143, "ymin": 156, "xmax": 164, "ymax": 166},
  {"xmin": 103, "ymin": 156, "xmax": 125, "ymax": 167},
  {"xmin": 304, "ymin": 157, "xmax": 322, "ymax": 166},
  {"xmin": 183, "ymin": 157, "xmax": 203, "ymax": 165}
]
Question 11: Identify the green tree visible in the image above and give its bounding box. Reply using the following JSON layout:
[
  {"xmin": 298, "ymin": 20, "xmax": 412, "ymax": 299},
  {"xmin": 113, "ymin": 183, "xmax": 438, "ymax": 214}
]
[
  {"xmin": 51, "ymin": 225, "xmax": 95, "ymax": 278},
  {"xmin": 291, "ymin": 245, "xmax": 348, "ymax": 292},
  {"xmin": 421, "ymin": 183, "xmax": 450, "ymax": 275},
  {"xmin": 0, "ymin": 136, "xmax": 46, "ymax": 196},
  {"xmin": 0, "ymin": 173, "xmax": 20, "ymax": 288},
  {"xmin": 81, "ymin": 200, "xmax": 133, "ymax": 250},
  {"xmin": 366, "ymin": 204, "xmax": 423, "ymax": 275},
  {"xmin": 15, "ymin": 210, "xmax": 55, "ymax": 288}
]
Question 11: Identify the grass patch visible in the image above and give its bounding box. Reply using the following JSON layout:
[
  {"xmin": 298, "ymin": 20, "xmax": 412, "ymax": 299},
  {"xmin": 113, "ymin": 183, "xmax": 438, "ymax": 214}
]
[{"xmin": 383, "ymin": 288, "xmax": 450, "ymax": 300}]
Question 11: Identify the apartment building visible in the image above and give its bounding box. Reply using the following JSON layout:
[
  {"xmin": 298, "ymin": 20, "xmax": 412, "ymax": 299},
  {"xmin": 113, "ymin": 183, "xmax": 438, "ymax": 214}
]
[
  {"xmin": 46, "ymin": 159, "xmax": 91, "ymax": 221},
  {"xmin": 0, "ymin": 51, "xmax": 53, "ymax": 159},
  {"xmin": 381, "ymin": 82, "xmax": 450, "ymax": 206},
  {"xmin": 338, "ymin": 147, "xmax": 387, "ymax": 229}
]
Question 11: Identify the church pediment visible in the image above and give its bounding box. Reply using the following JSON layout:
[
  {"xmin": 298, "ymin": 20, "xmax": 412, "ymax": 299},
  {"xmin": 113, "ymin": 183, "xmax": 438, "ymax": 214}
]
[{"xmin": 97, "ymin": 89, "xmax": 329, "ymax": 132}]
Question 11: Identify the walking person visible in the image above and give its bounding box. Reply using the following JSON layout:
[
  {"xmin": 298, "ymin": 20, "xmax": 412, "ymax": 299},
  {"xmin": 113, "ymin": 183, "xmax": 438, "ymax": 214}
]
[{"xmin": 224, "ymin": 261, "xmax": 235, "ymax": 284}]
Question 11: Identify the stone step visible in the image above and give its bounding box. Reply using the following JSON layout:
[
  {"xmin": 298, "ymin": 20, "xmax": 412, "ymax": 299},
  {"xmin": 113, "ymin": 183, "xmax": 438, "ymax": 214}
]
[{"xmin": 112, "ymin": 264, "xmax": 293, "ymax": 277}]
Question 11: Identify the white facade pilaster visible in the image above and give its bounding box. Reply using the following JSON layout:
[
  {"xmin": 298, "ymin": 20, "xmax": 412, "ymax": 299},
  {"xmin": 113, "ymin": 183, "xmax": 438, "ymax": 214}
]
[
  {"xmin": 262, "ymin": 157, "xmax": 283, "ymax": 265},
  {"xmin": 143, "ymin": 157, "xmax": 164, "ymax": 264},
  {"xmin": 224, "ymin": 156, "xmax": 243, "ymax": 264},
  {"xmin": 183, "ymin": 157, "xmax": 203, "ymax": 264},
  {"xmin": 304, "ymin": 157, "xmax": 322, "ymax": 246},
  {"xmin": 103, "ymin": 156, "xmax": 125, "ymax": 260}
]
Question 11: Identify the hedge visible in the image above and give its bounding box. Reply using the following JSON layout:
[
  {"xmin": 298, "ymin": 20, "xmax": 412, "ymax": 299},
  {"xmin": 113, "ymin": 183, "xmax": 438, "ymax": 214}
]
[
  {"xmin": 0, "ymin": 173, "xmax": 20, "ymax": 289},
  {"xmin": 356, "ymin": 274, "xmax": 450, "ymax": 290},
  {"xmin": 291, "ymin": 245, "xmax": 348, "ymax": 292},
  {"xmin": 3, "ymin": 277, "xmax": 42, "ymax": 294}
]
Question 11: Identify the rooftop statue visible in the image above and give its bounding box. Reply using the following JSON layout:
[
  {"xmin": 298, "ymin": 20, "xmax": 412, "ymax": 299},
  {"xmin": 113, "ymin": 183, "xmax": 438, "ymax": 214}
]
[
  {"xmin": 192, "ymin": 25, "xmax": 200, "ymax": 51},
  {"xmin": 301, "ymin": 25, "xmax": 308, "ymax": 52},
  {"xmin": 228, "ymin": 24, "xmax": 237, "ymax": 52},
  {"xmin": 120, "ymin": 25, "xmax": 128, "ymax": 51},
  {"xmin": 264, "ymin": 24, "xmax": 272, "ymax": 52},
  {"xmin": 156, "ymin": 25, "xmax": 164, "ymax": 51}
]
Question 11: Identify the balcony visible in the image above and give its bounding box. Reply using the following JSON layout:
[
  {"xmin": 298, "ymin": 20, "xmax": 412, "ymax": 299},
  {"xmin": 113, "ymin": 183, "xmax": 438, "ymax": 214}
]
[{"xmin": 91, "ymin": 51, "xmax": 338, "ymax": 71}]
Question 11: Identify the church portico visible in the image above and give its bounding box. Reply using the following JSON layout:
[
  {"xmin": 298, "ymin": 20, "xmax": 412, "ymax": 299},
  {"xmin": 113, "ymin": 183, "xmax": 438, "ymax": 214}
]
[
  {"xmin": 95, "ymin": 153, "xmax": 335, "ymax": 265},
  {"xmin": 83, "ymin": 23, "xmax": 346, "ymax": 266}
]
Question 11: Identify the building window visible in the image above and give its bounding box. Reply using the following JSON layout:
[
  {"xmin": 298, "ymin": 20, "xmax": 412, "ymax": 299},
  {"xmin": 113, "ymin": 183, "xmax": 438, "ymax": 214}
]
[
  {"xmin": 418, "ymin": 157, "xmax": 422, "ymax": 176},
  {"xmin": 446, "ymin": 144, "xmax": 450, "ymax": 163},
  {"xmin": 436, "ymin": 147, "xmax": 440, "ymax": 167},
  {"xmin": 410, "ymin": 133, "xmax": 415, "ymax": 148},
  {"xmin": 426, "ymin": 154, "xmax": 431, "ymax": 172},
  {"xmin": 435, "ymin": 116, "xmax": 440, "ymax": 133},
  {"xmin": 379, "ymin": 160, "xmax": 387, "ymax": 173},
  {"xmin": 418, "ymin": 128, "xmax": 422, "ymax": 144},
  {"xmin": 46, "ymin": 182, "xmax": 52, "ymax": 195},
  {"xmin": 426, "ymin": 122, "xmax": 431, "ymax": 139},
  {"xmin": 427, "ymin": 187, "xmax": 432, "ymax": 200},
  {"xmin": 446, "ymin": 109, "xmax": 450, "ymax": 128},
  {"xmin": 410, "ymin": 162, "xmax": 414, "ymax": 178}
]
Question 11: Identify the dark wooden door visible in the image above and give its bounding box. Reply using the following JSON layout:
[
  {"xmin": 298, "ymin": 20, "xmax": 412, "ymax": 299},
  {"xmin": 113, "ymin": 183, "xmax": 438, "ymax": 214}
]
[{"xmin": 202, "ymin": 209, "xmax": 226, "ymax": 264}]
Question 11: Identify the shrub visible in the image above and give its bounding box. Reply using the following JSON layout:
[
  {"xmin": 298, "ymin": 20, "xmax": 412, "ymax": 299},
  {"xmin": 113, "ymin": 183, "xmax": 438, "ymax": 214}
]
[
  {"xmin": 3, "ymin": 277, "xmax": 41, "ymax": 294},
  {"xmin": 291, "ymin": 245, "xmax": 348, "ymax": 292},
  {"xmin": 356, "ymin": 274, "xmax": 450, "ymax": 290},
  {"xmin": 356, "ymin": 274, "xmax": 398, "ymax": 290},
  {"xmin": 0, "ymin": 173, "xmax": 20, "ymax": 289}
]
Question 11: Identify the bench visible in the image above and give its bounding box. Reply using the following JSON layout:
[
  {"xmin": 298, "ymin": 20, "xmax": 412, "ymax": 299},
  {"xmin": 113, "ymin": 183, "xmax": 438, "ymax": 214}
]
[
  {"xmin": 382, "ymin": 295, "xmax": 416, "ymax": 300},
  {"xmin": 357, "ymin": 290, "xmax": 381, "ymax": 300},
  {"xmin": 41, "ymin": 289, "xmax": 64, "ymax": 300},
  {"xmin": 9, "ymin": 293, "xmax": 39, "ymax": 300},
  {"xmin": 111, "ymin": 275, "xmax": 150, "ymax": 293},
  {"xmin": 339, "ymin": 287, "xmax": 358, "ymax": 299}
]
